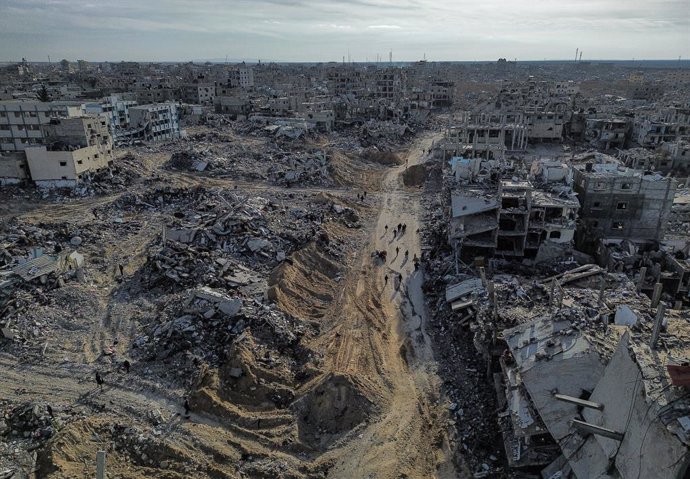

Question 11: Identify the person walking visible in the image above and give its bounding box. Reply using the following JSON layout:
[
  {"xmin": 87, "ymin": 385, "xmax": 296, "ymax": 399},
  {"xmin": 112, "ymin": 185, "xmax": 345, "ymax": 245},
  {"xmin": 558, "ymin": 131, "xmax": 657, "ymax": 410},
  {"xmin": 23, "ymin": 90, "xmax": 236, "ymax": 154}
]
[{"xmin": 95, "ymin": 371, "xmax": 104, "ymax": 391}]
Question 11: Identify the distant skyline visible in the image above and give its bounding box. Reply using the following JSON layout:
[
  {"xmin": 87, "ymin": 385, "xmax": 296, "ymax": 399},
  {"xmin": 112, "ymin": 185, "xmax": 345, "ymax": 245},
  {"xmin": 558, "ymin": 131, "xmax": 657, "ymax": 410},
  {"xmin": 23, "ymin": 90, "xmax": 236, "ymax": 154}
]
[{"xmin": 0, "ymin": 0, "xmax": 688, "ymax": 62}]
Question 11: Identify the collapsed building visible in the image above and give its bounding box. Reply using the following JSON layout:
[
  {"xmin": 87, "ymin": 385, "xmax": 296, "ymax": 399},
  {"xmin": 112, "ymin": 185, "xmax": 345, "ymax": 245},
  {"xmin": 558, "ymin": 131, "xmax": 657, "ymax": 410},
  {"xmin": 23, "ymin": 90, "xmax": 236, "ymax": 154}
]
[
  {"xmin": 440, "ymin": 112, "xmax": 529, "ymax": 161},
  {"xmin": 0, "ymin": 101, "xmax": 115, "ymax": 187},
  {"xmin": 448, "ymin": 157, "xmax": 579, "ymax": 261},
  {"xmin": 495, "ymin": 283, "xmax": 690, "ymax": 478},
  {"xmin": 24, "ymin": 116, "xmax": 113, "ymax": 188}
]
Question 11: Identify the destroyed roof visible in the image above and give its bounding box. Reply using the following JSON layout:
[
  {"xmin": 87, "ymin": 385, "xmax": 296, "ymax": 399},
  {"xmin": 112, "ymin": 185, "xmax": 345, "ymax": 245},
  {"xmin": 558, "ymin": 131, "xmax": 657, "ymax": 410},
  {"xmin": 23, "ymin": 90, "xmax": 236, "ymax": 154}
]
[
  {"xmin": 502, "ymin": 316, "xmax": 593, "ymax": 372},
  {"xmin": 451, "ymin": 194, "xmax": 499, "ymax": 217},
  {"xmin": 500, "ymin": 179, "xmax": 532, "ymax": 190},
  {"xmin": 531, "ymin": 191, "xmax": 580, "ymax": 209},
  {"xmin": 12, "ymin": 254, "xmax": 60, "ymax": 281}
]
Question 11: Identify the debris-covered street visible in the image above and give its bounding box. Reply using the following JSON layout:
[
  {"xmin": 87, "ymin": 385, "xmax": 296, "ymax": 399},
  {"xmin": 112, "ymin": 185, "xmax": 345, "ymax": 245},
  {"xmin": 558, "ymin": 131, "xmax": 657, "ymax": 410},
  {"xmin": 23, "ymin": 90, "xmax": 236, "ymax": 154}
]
[
  {"xmin": 0, "ymin": 120, "xmax": 461, "ymax": 478},
  {"xmin": 2, "ymin": 54, "xmax": 690, "ymax": 479}
]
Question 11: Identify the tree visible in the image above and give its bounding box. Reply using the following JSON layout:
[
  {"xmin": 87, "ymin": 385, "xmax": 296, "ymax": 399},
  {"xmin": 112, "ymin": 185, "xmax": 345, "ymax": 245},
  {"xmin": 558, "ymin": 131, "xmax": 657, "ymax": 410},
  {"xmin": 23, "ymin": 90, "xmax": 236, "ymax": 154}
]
[{"xmin": 36, "ymin": 85, "xmax": 50, "ymax": 102}]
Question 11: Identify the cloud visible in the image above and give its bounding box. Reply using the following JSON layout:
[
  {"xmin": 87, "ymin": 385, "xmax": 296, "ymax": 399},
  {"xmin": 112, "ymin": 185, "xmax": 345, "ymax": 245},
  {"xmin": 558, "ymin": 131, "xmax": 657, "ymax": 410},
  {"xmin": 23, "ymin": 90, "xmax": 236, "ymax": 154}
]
[
  {"xmin": 0, "ymin": 0, "xmax": 687, "ymax": 61},
  {"xmin": 368, "ymin": 25, "xmax": 402, "ymax": 30}
]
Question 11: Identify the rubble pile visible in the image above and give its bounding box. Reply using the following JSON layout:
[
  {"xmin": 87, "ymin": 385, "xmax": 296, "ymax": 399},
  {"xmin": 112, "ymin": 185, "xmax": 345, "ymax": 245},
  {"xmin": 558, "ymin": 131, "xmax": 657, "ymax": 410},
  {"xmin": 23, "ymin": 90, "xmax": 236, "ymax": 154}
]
[
  {"xmin": 0, "ymin": 219, "xmax": 91, "ymax": 346},
  {"xmin": 164, "ymin": 141, "xmax": 334, "ymax": 186},
  {"xmin": 0, "ymin": 401, "xmax": 65, "ymax": 479},
  {"xmin": 2, "ymin": 402, "xmax": 54, "ymax": 443},
  {"xmin": 133, "ymin": 286, "xmax": 311, "ymax": 366},
  {"xmin": 359, "ymin": 120, "xmax": 413, "ymax": 149},
  {"xmin": 130, "ymin": 188, "xmax": 352, "ymax": 293}
]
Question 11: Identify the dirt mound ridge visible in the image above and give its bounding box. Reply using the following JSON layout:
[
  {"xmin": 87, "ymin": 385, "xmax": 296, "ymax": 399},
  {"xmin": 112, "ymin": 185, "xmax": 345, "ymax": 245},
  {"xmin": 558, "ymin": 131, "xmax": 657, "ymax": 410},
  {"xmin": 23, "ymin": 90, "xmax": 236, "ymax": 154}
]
[
  {"xmin": 37, "ymin": 418, "xmax": 207, "ymax": 478},
  {"xmin": 267, "ymin": 242, "xmax": 340, "ymax": 320}
]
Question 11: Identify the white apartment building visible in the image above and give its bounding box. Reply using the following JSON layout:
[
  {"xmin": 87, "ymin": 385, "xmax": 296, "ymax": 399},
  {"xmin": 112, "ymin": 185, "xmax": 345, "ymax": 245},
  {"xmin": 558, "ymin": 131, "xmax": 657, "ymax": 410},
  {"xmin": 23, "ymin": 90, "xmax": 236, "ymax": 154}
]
[{"xmin": 0, "ymin": 101, "xmax": 83, "ymax": 151}]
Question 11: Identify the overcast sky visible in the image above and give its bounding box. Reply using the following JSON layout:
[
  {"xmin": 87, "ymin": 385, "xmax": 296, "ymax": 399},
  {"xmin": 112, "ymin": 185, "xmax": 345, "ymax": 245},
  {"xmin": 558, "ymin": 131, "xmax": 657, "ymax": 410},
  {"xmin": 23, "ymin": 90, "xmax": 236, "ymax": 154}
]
[{"xmin": 0, "ymin": 0, "xmax": 688, "ymax": 62}]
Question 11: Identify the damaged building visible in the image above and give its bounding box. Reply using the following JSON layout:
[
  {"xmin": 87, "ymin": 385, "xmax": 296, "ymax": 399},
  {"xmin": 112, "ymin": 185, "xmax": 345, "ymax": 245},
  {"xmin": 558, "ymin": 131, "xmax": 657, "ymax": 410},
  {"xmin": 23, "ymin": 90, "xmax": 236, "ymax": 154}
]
[
  {"xmin": 573, "ymin": 162, "xmax": 677, "ymax": 246},
  {"xmin": 449, "ymin": 161, "xmax": 578, "ymax": 260}
]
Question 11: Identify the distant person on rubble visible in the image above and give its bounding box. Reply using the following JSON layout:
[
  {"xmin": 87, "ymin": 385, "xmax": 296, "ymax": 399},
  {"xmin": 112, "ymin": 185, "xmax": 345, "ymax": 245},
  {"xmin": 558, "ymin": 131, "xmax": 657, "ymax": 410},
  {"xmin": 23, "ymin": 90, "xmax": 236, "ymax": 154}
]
[
  {"xmin": 384, "ymin": 274, "xmax": 388, "ymax": 286},
  {"xmin": 183, "ymin": 398, "xmax": 191, "ymax": 418},
  {"xmin": 95, "ymin": 371, "xmax": 104, "ymax": 391},
  {"xmin": 123, "ymin": 360, "xmax": 130, "ymax": 374}
]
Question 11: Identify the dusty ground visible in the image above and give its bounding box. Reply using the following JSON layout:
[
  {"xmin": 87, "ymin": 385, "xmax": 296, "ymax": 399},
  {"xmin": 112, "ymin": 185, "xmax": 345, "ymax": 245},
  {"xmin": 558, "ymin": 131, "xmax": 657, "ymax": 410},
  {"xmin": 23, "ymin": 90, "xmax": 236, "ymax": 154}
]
[{"xmin": 0, "ymin": 128, "xmax": 461, "ymax": 478}]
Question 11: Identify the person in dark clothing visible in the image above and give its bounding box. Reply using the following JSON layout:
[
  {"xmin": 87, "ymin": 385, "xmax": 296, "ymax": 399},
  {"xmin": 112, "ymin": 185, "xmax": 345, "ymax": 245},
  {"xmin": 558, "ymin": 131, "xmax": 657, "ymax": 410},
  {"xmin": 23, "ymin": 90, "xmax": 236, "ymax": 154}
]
[
  {"xmin": 47, "ymin": 405, "xmax": 54, "ymax": 418},
  {"xmin": 123, "ymin": 360, "xmax": 130, "ymax": 374},
  {"xmin": 384, "ymin": 274, "xmax": 388, "ymax": 286},
  {"xmin": 95, "ymin": 371, "xmax": 104, "ymax": 391},
  {"xmin": 184, "ymin": 398, "xmax": 191, "ymax": 418},
  {"xmin": 118, "ymin": 264, "xmax": 124, "ymax": 276}
]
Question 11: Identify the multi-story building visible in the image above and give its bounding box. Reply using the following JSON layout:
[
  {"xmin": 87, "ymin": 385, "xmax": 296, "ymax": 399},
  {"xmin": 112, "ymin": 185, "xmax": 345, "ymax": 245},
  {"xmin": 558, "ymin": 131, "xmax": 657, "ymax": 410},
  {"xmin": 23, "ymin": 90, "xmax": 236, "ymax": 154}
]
[
  {"xmin": 448, "ymin": 167, "xmax": 578, "ymax": 260},
  {"xmin": 327, "ymin": 67, "xmax": 366, "ymax": 97},
  {"xmin": 573, "ymin": 162, "xmax": 677, "ymax": 243},
  {"xmin": 24, "ymin": 116, "xmax": 113, "ymax": 188},
  {"xmin": 373, "ymin": 68, "xmax": 406, "ymax": 101},
  {"xmin": 180, "ymin": 83, "xmax": 215, "ymax": 105},
  {"xmin": 214, "ymin": 94, "xmax": 251, "ymax": 116},
  {"xmin": 440, "ymin": 112, "xmax": 529, "ymax": 160},
  {"xmin": 135, "ymin": 87, "xmax": 175, "ymax": 104},
  {"xmin": 584, "ymin": 118, "xmax": 629, "ymax": 150},
  {"xmin": 429, "ymin": 80, "xmax": 454, "ymax": 107},
  {"xmin": 228, "ymin": 66, "xmax": 254, "ymax": 89},
  {"xmin": 524, "ymin": 106, "xmax": 566, "ymax": 141},
  {"xmin": 0, "ymin": 101, "xmax": 83, "ymax": 151},
  {"xmin": 83, "ymin": 94, "xmax": 138, "ymax": 137},
  {"xmin": 125, "ymin": 103, "xmax": 180, "ymax": 143}
]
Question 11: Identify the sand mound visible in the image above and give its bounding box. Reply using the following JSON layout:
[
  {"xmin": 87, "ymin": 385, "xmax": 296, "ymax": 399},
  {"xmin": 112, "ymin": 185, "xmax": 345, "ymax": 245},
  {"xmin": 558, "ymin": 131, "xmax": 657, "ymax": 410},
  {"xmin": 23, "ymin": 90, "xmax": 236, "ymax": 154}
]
[
  {"xmin": 293, "ymin": 373, "xmax": 373, "ymax": 450},
  {"xmin": 267, "ymin": 242, "xmax": 340, "ymax": 320}
]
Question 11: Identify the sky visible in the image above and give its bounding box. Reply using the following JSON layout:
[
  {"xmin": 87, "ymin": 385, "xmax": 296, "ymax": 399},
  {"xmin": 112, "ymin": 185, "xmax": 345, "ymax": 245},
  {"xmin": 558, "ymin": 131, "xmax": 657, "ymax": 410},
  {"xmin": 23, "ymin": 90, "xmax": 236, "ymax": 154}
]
[{"xmin": 0, "ymin": 0, "xmax": 688, "ymax": 62}]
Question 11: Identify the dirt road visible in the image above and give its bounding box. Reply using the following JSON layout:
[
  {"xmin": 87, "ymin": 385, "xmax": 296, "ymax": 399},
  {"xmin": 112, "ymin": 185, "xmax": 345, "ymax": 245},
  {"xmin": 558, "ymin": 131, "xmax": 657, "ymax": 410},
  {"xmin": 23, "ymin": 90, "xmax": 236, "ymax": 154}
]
[{"xmin": 319, "ymin": 132, "xmax": 458, "ymax": 479}]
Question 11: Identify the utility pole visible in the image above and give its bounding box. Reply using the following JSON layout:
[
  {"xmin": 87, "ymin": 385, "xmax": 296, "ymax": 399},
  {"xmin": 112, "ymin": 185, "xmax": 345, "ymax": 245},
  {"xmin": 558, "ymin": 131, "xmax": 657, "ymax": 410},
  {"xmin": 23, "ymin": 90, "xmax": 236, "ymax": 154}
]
[
  {"xmin": 96, "ymin": 451, "xmax": 106, "ymax": 479},
  {"xmin": 650, "ymin": 304, "xmax": 665, "ymax": 350}
]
